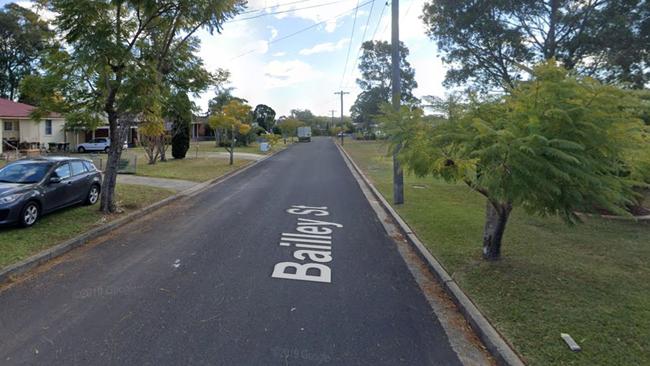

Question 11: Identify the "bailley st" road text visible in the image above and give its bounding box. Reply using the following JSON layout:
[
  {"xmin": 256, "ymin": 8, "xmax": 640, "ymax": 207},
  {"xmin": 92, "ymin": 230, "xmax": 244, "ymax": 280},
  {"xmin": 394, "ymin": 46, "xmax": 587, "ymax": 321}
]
[{"xmin": 271, "ymin": 205, "xmax": 343, "ymax": 283}]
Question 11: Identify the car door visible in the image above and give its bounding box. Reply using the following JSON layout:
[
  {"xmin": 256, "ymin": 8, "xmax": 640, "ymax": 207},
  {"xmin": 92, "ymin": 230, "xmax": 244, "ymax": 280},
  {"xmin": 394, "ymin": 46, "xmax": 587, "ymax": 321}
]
[
  {"xmin": 69, "ymin": 160, "xmax": 90, "ymax": 202},
  {"xmin": 43, "ymin": 163, "xmax": 73, "ymax": 211},
  {"xmin": 89, "ymin": 139, "xmax": 100, "ymax": 151}
]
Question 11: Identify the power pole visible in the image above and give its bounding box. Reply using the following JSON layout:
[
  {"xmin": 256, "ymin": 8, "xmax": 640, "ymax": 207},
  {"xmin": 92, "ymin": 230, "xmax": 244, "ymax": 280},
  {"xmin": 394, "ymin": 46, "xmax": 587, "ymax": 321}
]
[
  {"xmin": 391, "ymin": 0, "xmax": 404, "ymax": 204},
  {"xmin": 329, "ymin": 109, "xmax": 336, "ymax": 133},
  {"xmin": 334, "ymin": 91, "xmax": 349, "ymax": 144}
]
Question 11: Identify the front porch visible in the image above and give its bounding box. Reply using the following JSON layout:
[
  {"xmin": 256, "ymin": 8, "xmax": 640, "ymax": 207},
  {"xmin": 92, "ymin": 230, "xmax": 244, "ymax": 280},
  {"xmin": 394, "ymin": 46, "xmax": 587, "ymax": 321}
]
[{"xmin": 1, "ymin": 118, "xmax": 72, "ymax": 156}]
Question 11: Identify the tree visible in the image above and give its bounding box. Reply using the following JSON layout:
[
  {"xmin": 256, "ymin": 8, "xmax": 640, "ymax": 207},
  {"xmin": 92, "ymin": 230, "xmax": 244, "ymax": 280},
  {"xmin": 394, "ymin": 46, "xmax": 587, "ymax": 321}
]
[
  {"xmin": 45, "ymin": 0, "xmax": 243, "ymax": 213},
  {"xmin": 139, "ymin": 99, "xmax": 166, "ymax": 165},
  {"xmin": 381, "ymin": 62, "xmax": 648, "ymax": 260},
  {"xmin": 208, "ymin": 85, "xmax": 247, "ymax": 145},
  {"xmin": 422, "ymin": 0, "xmax": 650, "ymax": 90},
  {"xmin": 0, "ymin": 3, "xmax": 54, "ymax": 100},
  {"xmin": 208, "ymin": 86, "xmax": 246, "ymax": 114},
  {"xmin": 169, "ymin": 92, "xmax": 192, "ymax": 159},
  {"xmin": 351, "ymin": 40, "xmax": 418, "ymax": 125},
  {"xmin": 208, "ymin": 100, "xmax": 252, "ymax": 165},
  {"xmin": 253, "ymin": 104, "xmax": 276, "ymax": 132},
  {"xmin": 277, "ymin": 118, "xmax": 303, "ymax": 143}
]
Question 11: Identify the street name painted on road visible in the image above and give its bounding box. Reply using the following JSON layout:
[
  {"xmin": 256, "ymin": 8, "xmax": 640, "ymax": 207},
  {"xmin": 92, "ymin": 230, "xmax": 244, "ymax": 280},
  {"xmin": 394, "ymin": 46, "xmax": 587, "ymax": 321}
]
[{"xmin": 271, "ymin": 205, "xmax": 343, "ymax": 283}]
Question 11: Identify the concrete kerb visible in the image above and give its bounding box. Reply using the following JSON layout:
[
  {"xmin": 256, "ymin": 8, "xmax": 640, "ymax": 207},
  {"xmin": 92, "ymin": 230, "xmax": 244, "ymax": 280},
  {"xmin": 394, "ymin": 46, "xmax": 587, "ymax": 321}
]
[
  {"xmin": 335, "ymin": 141, "xmax": 525, "ymax": 366},
  {"xmin": 0, "ymin": 146, "xmax": 292, "ymax": 286}
]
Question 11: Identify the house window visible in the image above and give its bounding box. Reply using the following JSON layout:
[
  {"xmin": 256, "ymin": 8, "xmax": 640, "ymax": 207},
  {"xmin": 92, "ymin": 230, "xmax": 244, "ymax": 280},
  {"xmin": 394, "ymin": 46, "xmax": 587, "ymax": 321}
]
[
  {"xmin": 45, "ymin": 120, "xmax": 52, "ymax": 135},
  {"xmin": 3, "ymin": 121, "xmax": 12, "ymax": 131}
]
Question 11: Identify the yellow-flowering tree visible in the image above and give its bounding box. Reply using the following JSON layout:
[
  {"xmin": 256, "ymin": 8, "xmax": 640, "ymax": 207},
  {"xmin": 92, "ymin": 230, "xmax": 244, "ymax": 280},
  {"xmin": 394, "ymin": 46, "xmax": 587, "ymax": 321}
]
[
  {"xmin": 208, "ymin": 100, "xmax": 252, "ymax": 165},
  {"xmin": 138, "ymin": 97, "xmax": 166, "ymax": 165}
]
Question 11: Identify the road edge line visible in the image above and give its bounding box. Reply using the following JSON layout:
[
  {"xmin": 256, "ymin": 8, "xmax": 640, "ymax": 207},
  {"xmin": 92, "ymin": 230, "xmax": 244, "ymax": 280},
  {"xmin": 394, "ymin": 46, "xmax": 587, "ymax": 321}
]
[
  {"xmin": 0, "ymin": 145, "xmax": 292, "ymax": 286},
  {"xmin": 335, "ymin": 141, "xmax": 525, "ymax": 366}
]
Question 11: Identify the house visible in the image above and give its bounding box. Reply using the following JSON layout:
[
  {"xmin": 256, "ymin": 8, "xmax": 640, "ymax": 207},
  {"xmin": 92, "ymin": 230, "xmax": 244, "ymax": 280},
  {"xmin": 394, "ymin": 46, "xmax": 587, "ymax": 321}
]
[
  {"xmin": 191, "ymin": 114, "xmax": 214, "ymax": 141},
  {"xmin": 0, "ymin": 98, "xmax": 70, "ymax": 155}
]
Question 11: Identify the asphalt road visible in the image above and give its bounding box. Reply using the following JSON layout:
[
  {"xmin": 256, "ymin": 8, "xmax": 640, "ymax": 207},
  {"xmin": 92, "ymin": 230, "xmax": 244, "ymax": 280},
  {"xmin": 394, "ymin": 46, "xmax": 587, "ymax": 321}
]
[{"xmin": 0, "ymin": 138, "xmax": 473, "ymax": 365}]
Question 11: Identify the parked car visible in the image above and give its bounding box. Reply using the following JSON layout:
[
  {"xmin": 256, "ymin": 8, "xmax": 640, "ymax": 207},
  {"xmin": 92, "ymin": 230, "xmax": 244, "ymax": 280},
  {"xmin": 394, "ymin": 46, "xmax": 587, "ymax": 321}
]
[
  {"xmin": 0, "ymin": 157, "xmax": 102, "ymax": 227},
  {"xmin": 77, "ymin": 138, "xmax": 128, "ymax": 153}
]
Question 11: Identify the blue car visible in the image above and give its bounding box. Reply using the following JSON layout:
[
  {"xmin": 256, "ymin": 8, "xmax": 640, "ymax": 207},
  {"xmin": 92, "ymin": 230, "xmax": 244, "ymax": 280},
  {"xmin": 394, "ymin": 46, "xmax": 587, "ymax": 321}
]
[{"xmin": 0, "ymin": 157, "xmax": 102, "ymax": 227}]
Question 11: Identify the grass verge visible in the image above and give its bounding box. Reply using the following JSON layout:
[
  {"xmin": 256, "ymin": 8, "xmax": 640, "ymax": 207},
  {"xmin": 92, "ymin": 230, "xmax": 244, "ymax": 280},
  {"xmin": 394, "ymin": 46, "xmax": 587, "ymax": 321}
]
[
  {"xmin": 187, "ymin": 140, "xmax": 289, "ymax": 154},
  {"xmin": 0, "ymin": 184, "xmax": 173, "ymax": 269},
  {"xmin": 135, "ymin": 157, "xmax": 250, "ymax": 182},
  {"xmin": 342, "ymin": 140, "xmax": 650, "ymax": 366}
]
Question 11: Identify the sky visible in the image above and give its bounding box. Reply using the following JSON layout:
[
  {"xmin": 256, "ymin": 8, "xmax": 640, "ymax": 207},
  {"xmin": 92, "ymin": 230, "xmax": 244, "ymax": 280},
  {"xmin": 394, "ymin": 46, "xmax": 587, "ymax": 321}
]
[{"xmin": 5, "ymin": 0, "xmax": 448, "ymax": 117}]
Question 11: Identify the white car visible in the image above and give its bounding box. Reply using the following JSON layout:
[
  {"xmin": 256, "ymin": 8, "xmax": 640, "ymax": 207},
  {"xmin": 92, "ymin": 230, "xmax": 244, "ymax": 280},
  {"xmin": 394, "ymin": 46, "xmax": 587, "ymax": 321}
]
[{"xmin": 77, "ymin": 138, "xmax": 127, "ymax": 153}]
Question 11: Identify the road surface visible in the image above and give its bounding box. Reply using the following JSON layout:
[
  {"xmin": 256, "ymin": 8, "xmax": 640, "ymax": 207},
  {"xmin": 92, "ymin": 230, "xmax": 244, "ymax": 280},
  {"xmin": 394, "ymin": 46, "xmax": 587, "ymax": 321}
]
[{"xmin": 0, "ymin": 138, "xmax": 483, "ymax": 365}]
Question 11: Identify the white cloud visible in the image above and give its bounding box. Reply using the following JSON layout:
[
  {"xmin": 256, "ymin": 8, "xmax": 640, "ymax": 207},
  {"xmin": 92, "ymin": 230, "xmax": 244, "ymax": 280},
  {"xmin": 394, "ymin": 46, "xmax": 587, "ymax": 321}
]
[
  {"xmin": 268, "ymin": 26, "xmax": 279, "ymax": 40},
  {"xmin": 264, "ymin": 60, "xmax": 322, "ymax": 88},
  {"xmin": 15, "ymin": 1, "xmax": 57, "ymax": 22},
  {"xmin": 244, "ymin": 0, "xmax": 358, "ymax": 33},
  {"xmin": 254, "ymin": 40, "xmax": 270, "ymax": 54},
  {"xmin": 191, "ymin": 0, "xmax": 446, "ymax": 117},
  {"xmin": 375, "ymin": 0, "xmax": 428, "ymax": 42},
  {"xmin": 299, "ymin": 38, "xmax": 349, "ymax": 55}
]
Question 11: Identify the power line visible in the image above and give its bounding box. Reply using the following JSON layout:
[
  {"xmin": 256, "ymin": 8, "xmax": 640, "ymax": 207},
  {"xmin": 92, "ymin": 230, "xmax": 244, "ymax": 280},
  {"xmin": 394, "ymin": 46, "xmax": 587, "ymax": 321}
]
[
  {"xmin": 231, "ymin": 0, "xmax": 374, "ymax": 60},
  {"xmin": 239, "ymin": 0, "xmax": 320, "ymax": 15},
  {"xmin": 339, "ymin": 0, "xmax": 361, "ymax": 88},
  {"xmin": 343, "ymin": 0, "xmax": 378, "ymax": 88},
  {"xmin": 233, "ymin": 0, "xmax": 350, "ymax": 22},
  {"xmin": 342, "ymin": 0, "xmax": 386, "ymax": 88},
  {"xmin": 404, "ymin": 0, "xmax": 416, "ymax": 16},
  {"xmin": 370, "ymin": 1, "xmax": 388, "ymax": 41}
]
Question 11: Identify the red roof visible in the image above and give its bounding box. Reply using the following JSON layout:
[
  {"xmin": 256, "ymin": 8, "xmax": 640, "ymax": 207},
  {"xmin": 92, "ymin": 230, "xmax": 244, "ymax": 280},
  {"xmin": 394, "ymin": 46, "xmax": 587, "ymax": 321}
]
[{"xmin": 0, "ymin": 98, "xmax": 61, "ymax": 118}]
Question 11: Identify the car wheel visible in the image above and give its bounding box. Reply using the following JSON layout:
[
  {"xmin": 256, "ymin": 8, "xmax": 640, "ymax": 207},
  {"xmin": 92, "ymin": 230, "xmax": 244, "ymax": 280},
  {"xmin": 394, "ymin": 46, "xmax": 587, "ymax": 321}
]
[
  {"xmin": 20, "ymin": 202, "xmax": 40, "ymax": 227},
  {"xmin": 104, "ymin": 146, "xmax": 110, "ymax": 153},
  {"xmin": 86, "ymin": 185, "xmax": 100, "ymax": 205},
  {"xmin": 78, "ymin": 146, "xmax": 86, "ymax": 153}
]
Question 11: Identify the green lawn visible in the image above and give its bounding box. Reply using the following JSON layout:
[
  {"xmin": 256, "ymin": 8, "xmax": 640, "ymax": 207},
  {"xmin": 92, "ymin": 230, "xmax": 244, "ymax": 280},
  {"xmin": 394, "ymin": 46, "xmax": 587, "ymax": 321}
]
[
  {"xmin": 135, "ymin": 157, "xmax": 250, "ymax": 182},
  {"xmin": 0, "ymin": 184, "xmax": 174, "ymax": 269},
  {"xmin": 343, "ymin": 140, "xmax": 650, "ymax": 366},
  {"xmin": 187, "ymin": 140, "xmax": 289, "ymax": 154},
  {"xmin": 127, "ymin": 141, "xmax": 289, "ymax": 157}
]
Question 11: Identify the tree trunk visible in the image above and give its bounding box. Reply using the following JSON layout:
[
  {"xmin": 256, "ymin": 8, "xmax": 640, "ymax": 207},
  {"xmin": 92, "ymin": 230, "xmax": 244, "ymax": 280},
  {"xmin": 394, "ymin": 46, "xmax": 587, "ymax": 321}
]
[
  {"xmin": 482, "ymin": 200, "xmax": 512, "ymax": 260},
  {"xmin": 546, "ymin": 0, "xmax": 559, "ymax": 59},
  {"xmin": 159, "ymin": 135, "xmax": 167, "ymax": 162},
  {"xmin": 100, "ymin": 112, "xmax": 124, "ymax": 213}
]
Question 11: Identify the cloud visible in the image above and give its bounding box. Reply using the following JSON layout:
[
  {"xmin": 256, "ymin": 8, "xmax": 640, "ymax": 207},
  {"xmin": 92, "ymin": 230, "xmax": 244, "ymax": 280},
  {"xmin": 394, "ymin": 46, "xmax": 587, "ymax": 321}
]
[
  {"xmin": 245, "ymin": 0, "xmax": 359, "ymax": 33},
  {"xmin": 272, "ymin": 51, "xmax": 287, "ymax": 57},
  {"xmin": 254, "ymin": 40, "xmax": 269, "ymax": 54},
  {"xmin": 268, "ymin": 26, "xmax": 278, "ymax": 41},
  {"xmin": 264, "ymin": 60, "xmax": 322, "ymax": 88},
  {"xmin": 15, "ymin": 1, "xmax": 57, "ymax": 22},
  {"xmin": 299, "ymin": 38, "xmax": 349, "ymax": 55},
  {"xmin": 373, "ymin": 0, "xmax": 428, "ymax": 42}
]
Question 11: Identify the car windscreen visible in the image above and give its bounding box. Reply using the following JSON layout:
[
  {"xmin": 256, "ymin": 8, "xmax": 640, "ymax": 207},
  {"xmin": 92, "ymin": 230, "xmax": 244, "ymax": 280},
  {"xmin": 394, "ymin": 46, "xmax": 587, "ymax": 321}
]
[{"xmin": 0, "ymin": 162, "xmax": 52, "ymax": 184}]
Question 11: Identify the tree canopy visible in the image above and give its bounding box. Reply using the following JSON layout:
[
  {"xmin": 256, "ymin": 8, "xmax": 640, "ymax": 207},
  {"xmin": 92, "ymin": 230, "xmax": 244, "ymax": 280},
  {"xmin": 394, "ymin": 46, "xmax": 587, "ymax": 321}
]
[
  {"xmin": 0, "ymin": 3, "xmax": 54, "ymax": 100},
  {"xmin": 253, "ymin": 104, "xmax": 276, "ymax": 132},
  {"xmin": 37, "ymin": 0, "xmax": 244, "ymax": 212},
  {"xmin": 423, "ymin": 0, "xmax": 650, "ymax": 90},
  {"xmin": 351, "ymin": 40, "xmax": 418, "ymax": 126},
  {"xmin": 381, "ymin": 62, "xmax": 649, "ymax": 260}
]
